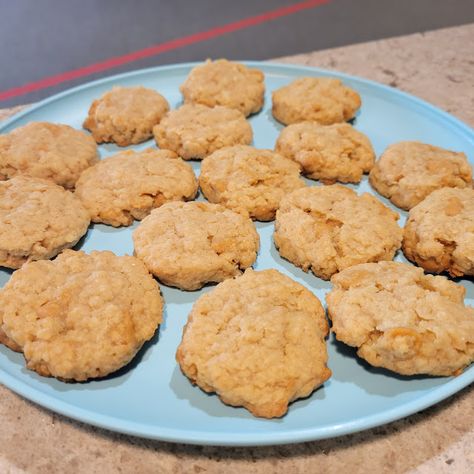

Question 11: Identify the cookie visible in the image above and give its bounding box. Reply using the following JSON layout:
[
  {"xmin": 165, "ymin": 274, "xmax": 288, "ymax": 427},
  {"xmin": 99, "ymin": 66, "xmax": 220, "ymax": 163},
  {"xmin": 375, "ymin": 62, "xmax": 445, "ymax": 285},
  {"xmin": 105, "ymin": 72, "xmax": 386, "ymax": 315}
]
[
  {"xmin": 275, "ymin": 122, "xmax": 375, "ymax": 184},
  {"xmin": 326, "ymin": 261, "xmax": 474, "ymax": 376},
  {"xmin": 402, "ymin": 187, "xmax": 474, "ymax": 277},
  {"xmin": 133, "ymin": 201, "xmax": 259, "ymax": 290},
  {"xmin": 83, "ymin": 86, "xmax": 169, "ymax": 146},
  {"xmin": 0, "ymin": 122, "xmax": 98, "ymax": 189},
  {"xmin": 0, "ymin": 250, "xmax": 163, "ymax": 381},
  {"xmin": 199, "ymin": 145, "xmax": 305, "ymax": 221},
  {"xmin": 153, "ymin": 104, "xmax": 253, "ymax": 160},
  {"xmin": 272, "ymin": 77, "xmax": 361, "ymax": 125},
  {"xmin": 369, "ymin": 141, "xmax": 472, "ymax": 210},
  {"xmin": 180, "ymin": 59, "xmax": 265, "ymax": 116},
  {"xmin": 0, "ymin": 325, "xmax": 21, "ymax": 353},
  {"xmin": 274, "ymin": 185, "xmax": 402, "ymax": 280},
  {"xmin": 75, "ymin": 148, "xmax": 198, "ymax": 227},
  {"xmin": 176, "ymin": 268, "xmax": 331, "ymax": 418},
  {"xmin": 0, "ymin": 176, "xmax": 90, "ymax": 269}
]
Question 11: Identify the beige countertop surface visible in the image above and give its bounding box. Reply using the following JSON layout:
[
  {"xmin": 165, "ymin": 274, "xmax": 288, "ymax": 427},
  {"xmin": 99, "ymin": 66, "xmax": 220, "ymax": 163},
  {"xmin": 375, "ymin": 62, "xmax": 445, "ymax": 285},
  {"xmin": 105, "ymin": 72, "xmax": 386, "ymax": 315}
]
[{"xmin": 0, "ymin": 23, "xmax": 473, "ymax": 474}]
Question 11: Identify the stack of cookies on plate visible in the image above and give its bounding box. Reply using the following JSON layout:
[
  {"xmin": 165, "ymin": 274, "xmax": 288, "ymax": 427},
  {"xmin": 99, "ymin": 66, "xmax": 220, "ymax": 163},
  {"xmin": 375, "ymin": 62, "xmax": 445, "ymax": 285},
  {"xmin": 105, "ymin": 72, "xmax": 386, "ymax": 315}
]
[{"xmin": 0, "ymin": 59, "xmax": 473, "ymax": 418}]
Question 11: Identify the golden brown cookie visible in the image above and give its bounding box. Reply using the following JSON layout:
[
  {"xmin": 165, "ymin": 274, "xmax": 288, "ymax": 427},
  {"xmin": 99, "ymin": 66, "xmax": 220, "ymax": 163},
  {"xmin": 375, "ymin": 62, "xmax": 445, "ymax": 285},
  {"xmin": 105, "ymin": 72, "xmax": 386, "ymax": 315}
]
[
  {"xmin": 0, "ymin": 328, "xmax": 20, "ymax": 353},
  {"xmin": 199, "ymin": 145, "xmax": 305, "ymax": 221},
  {"xmin": 75, "ymin": 148, "xmax": 198, "ymax": 227},
  {"xmin": 180, "ymin": 59, "xmax": 265, "ymax": 116},
  {"xmin": 176, "ymin": 268, "xmax": 331, "ymax": 418},
  {"xmin": 83, "ymin": 86, "xmax": 169, "ymax": 146},
  {"xmin": 133, "ymin": 201, "xmax": 259, "ymax": 290},
  {"xmin": 0, "ymin": 250, "xmax": 163, "ymax": 381},
  {"xmin": 274, "ymin": 185, "xmax": 402, "ymax": 280},
  {"xmin": 272, "ymin": 77, "xmax": 361, "ymax": 125},
  {"xmin": 275, "ymin": 122, "xmax": 375, "ymax": 184},
  {"xmin": 402, "ymin": 187, "xmax": 474, "ymax": 277},
  {"xmin": 0, "ymin": 122, "xmax": 98, "ymax": 189},
  {"xmin": 0, "ymin": 176, "xmax": 90, "ymax": 269},
  {"xmin": 326, "ymin": 261, "xmax": 474, "ymax": 376},
  {"xmin": 369, "ymin": 141, "xmax": 472, "ymax": 210},
  {"xmin": 153, "ymin": 104, "xmax": 253, "ymax": 160}
]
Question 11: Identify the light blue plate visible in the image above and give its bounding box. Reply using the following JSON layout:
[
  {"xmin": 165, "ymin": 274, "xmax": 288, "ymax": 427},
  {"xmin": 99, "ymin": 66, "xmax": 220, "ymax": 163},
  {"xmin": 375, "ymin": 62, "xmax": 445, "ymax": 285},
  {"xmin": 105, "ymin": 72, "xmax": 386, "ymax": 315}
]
[{"xmin": 0, "ymin": 62, "xmax": 473, "ymax": 446}]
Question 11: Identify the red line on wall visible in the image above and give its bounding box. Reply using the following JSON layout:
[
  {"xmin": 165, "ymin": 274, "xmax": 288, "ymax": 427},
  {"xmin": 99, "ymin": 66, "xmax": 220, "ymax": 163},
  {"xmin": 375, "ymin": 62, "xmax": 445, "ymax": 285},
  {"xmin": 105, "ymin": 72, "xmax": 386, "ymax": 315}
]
[{"xmin": 0, "ymin": 0, "xmax": 330, "ymax": 102}]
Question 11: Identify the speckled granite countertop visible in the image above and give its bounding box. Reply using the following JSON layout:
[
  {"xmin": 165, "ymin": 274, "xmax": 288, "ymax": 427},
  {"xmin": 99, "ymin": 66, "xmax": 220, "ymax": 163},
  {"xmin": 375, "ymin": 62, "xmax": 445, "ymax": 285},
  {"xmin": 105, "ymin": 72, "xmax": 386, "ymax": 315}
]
[{"xmin": 0, "ymin": 23, "xmax": 473, "ymax": 474}]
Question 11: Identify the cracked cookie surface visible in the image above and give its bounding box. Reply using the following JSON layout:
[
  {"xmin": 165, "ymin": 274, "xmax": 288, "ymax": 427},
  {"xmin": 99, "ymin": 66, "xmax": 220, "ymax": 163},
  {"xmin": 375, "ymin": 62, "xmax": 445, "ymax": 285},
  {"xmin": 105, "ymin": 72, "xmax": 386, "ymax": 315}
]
[
  {"xmin": 275, "ymin": 122, "xmax": 375, "ymax": 184},
  {"xmin": 403, "ymin": 187, "xmax": 474, "ymax": 277},
  {"xmin": 0, "ymin": 250, "xmax": 163, "ymax": 381},
  {"xmin": 75, "ymin": 148, "xmax": 197, "ymax": 227},
  {"xmin": 153, "ymin": 104, "xmax": 253, "ymax": 160},
  {"xmin": 0, "ymin": 176, "xmax": 90, "ymax": 269},
  {"xmin": 272, "ymin": 77, "xmax": 361, "ymax": 125},
  {"xmin": 199, "ymin": 145, "xmax": 305, "ymax": 221},
  {"xmin": 0, "ymin": 121, "xmax": 98, "ymax": 189},
  {"xmin": 274, "ymin": 185, "xmax": 402, "ymax": 280},
  {"xmin": 369, "ymin": 141, "xmax": 472, "ymax": 210},
  {"xmin": 180, "ymin": 59, "xmax": 265, "ymax": 116},
  {"xmin": 83, "ymin": 86, "xmax": 169, "ymax": 146},
  {"xmin": 176, "ymin": 268, "xmax": 331, "ymax": 418},
  {"xmin": 326, "ymin": 261, "xmax": 474, "ymax": 376},
  {"xmin": 133, "ymin": 201, "xmax": 259, "ymax": 290}
]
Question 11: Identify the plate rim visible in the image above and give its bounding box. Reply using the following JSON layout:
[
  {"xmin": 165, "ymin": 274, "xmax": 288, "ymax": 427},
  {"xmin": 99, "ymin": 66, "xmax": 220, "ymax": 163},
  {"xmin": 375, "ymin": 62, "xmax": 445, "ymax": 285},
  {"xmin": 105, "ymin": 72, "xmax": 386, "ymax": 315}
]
[
  {"xmin": 1, "ymin": 61, "xmax": 474, "ymax": 139},
  {"xmin": 0, "ymin": 61, "xmax": 473, "ymax": 446},
  {"xmin": 1, "ymin": 352, "xmax": 472, "ymax": 446}
]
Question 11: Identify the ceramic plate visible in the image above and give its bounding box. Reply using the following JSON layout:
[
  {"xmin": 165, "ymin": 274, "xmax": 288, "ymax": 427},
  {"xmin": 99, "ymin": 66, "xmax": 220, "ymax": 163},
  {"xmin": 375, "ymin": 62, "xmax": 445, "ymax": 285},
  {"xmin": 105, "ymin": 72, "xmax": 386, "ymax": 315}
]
[{"xmin": 0, "ymin": 62, "xmax": 473, "ymax": 446}]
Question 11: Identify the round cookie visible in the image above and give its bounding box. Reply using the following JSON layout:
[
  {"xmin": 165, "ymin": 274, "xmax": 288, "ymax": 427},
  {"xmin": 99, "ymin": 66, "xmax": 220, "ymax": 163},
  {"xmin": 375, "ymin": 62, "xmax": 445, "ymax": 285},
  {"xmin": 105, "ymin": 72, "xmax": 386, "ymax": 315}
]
[
  {"xmin": 133, "ymin": 201, "xmax": 259, "ymax": 290},
  {"xmin": 272, "ymin": 77, "xmax": 361, "ymax": 125},
  {"xmin": 0, "ymin": 176, "xmax": 90, "ymax": 269},
  {"xmin": 0, "ymin": 121, "xmax": 98, "ymax": 189},
  {"xmin": 176, "ymin": 268, "xmax": 331, "ymax": 418},
  {"xmin": 199, "ymin": 145, "xmax": 305, "ymax": 221},
  {"xmin": 369, "ymin": 141, "xmax": 472, "ymax": 210},
  {"xmin": 402, "ymin": 187, "xmax": 474, "ymax": 277},
  {"xmin": 275, "ymin": 122, "xmax": 375, "ymax": 184},
  {"xmin": 180, "ymin": 59, "xmax": 265, "ymax": 117},
  {"xmin": 75, "ymin": 148, "xmax": 198, "ymax": 227},
  {"xmin": 274, "ymin": 185, "xmax": 402, "ymax": 280},
  {"xmin": 326, "ymin": 261, "xmax": 474, "ymax": 376},
  {"xmin": 0, "ymin": 328, "xmax": 20, "ymax": 353},
  {"xmin": 153, "ymin": 104, "xmax": 253, "ymax": 160},
  {"xmin": 0, "ymin": 250, "xmax": 163, "ymax": 381},
  {"xmin": 83, "ymin": 86, "xmax": 169, "ymax": 146}
]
